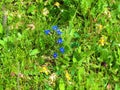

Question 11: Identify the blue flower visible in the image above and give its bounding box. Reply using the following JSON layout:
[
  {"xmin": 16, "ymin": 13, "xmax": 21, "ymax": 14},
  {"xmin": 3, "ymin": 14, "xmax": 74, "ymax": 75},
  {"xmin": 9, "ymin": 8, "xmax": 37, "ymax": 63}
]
[
  {"xmin": 44, "ymin": 30, "xmax": 50, "ymax": 35},
  {"xmin": 53, "ymin": 52, "xmax": 58, "ymax": 58},
  {"xmin": 57, "ymin": 38, "xmax": 63, "ymax": 44},
  {"xmin": 52, "ymin": 25, "xmax": 58, "ymax": 31},
  {"xmin": 59, "ymin": 47, "xmax": 65, "ymax": 53},
  {"xmin": 56, "ymin": 29, "xmax": 62, "ymax": 35}
]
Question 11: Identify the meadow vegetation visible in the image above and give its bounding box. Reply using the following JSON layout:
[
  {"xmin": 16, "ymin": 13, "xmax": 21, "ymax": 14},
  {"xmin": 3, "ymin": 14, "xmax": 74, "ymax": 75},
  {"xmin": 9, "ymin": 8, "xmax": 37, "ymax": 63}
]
[{"xmin": 0, "ymin": 0, "xmax": 120, "ymax": 90}]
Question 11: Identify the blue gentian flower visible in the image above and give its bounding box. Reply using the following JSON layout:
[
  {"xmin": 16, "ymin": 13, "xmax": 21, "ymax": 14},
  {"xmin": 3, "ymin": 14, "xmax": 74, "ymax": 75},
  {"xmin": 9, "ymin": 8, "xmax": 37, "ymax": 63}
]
[
  {"xmin": 53, "ymin": 52, "xmax": 58, "ymax": 58},
  {"xmin": 52, "ymin": 25, "xmax": 58, "ymax": 31},
  {"xmin": 44, "ymin": 30, "xmax": 50, "ymax": 35},
  {"xmin": 56, "ymin": 29, "xmax": 62, "ymax": 35},
  {"xmin": 59, "ymin": 47, "xmax": 65, "ymax": 53},
  {"xmin": 57, "ymin": 38, "xmax": 63, "ymax": 44}
]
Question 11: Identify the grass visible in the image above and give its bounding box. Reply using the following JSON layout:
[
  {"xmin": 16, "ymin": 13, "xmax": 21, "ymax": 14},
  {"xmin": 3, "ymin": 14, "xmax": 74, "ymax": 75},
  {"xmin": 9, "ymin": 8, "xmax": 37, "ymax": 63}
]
[{"xmin": 0, "ymin": 0, "xmax": 120, "ymax": 90}]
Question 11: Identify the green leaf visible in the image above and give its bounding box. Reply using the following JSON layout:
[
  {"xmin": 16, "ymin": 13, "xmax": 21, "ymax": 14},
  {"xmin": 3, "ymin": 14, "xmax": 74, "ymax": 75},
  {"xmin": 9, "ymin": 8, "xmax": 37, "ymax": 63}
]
[
  {"xmin": 0, "ymin": 23, "xmax": 3, "ymax": 34},
  {"xmin": 80, "ymin": 0, "xmax": 94, "ymax": 16},
  {"xmin": 115, "ymin": 84, "xmax": 120, "ymax": 90},
  {"xmin": 118, "ymin": 4, "xmax": 120, "ymax": 12},
  {"xmin": 78, "ymin": 46, "xmax": 81, "ymax": 54},
  {"xmin": 73, "ymin": 56, "xmax": 77, "ymax": 63},
  {"xmin": 66, "ymin": 85, "xmax": 73, "ymax": 90},
  {"xmin": 0, "ymin": 85, "xmax": 3, "ymax": 90},
  {"xmin": 0, "ymin": 40, "xmax": 5, "ymax": 47},
  {"xmin": 27, "ymin": 5, "xmax": 36, "ymax": 14},
  {"xmin": 78, "ymin": 67, "xmax": 85, "ymax": 81},
  {"xmin": 29, "ymin": 49, "xmax": 39, "ymax": 56},
  {"xmin": 59, "ymin": 79, "xmax": 65, "ymax": 90},
  {"xmin": 74, "ymin": 32, "xmax": 80, "ymax": 38}
]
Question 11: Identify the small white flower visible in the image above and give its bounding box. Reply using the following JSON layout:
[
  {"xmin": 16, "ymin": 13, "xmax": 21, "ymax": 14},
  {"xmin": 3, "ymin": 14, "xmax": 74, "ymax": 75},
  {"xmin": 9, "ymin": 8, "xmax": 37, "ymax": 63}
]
[
  {"xmin": 118, "ymin": 44, "xmax": 120, "ymax": 47},
  {"xmin": 17, "ymin": 14, "xmax": 21, "ymax": 18},
  {"xmin": 42, "ymin": 7, "xmax": 49, "ymax": 16},
  {"xmin": 49, "ymin": 73, "xmax": 57, "ymax": 82},
  {"xmin": 61, "ymin": 9, "xmax": 64, "ymax": 12}
]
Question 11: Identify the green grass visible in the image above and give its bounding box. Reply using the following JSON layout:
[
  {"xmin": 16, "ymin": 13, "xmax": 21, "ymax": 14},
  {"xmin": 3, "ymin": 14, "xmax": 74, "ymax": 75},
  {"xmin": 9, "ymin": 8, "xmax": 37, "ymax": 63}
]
[{"xmin": 0, "ymin": 0, "xmax": 120, "ymax": 90}]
